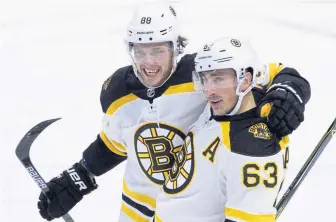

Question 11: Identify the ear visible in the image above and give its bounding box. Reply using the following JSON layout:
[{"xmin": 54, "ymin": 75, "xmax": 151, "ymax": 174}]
[{"xmin": 239, "ymin": 72, "xmax": 253, "ymax": 91}]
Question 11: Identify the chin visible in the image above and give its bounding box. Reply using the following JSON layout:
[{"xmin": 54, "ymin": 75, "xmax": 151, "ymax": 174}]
[
  {"xmin": 211, "ymin": 107, "xmax": 223, "ymax": 116},
  {"xmin": 212, "ymin": 106, "xmax": 233, "ymax": 116},
  {"xmin": 213, "ymin": 110, "xmax": 225, "ymax": 116},
  {"xmin": 143, "ymin": 78, "xmax": 164, "ymax": 87}
]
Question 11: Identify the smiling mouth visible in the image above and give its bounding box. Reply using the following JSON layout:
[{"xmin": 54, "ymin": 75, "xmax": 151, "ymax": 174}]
[
  {"xmin": 209, "ymin": 98, "xmax": 222, "ymax": 105},
  {"xmin": 142, "ymin": 68, "xmax": 161, "ymax": 78}
]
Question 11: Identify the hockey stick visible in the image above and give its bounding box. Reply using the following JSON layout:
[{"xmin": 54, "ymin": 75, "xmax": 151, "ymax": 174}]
[
  {"xmin": 15, "ymin": 118, "xmax": 75, "ymax": 222},
  {"xmin": 276, "ymin": 117, "xmax": 336, "ymax": 219}
]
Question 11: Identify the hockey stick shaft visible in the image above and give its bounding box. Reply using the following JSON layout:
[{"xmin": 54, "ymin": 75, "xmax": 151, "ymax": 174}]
[
  {"xmin": 16, "ymin": 118, "xmax": 74, "ymax": 222},
  {"xmin": 276, "ymin": 117, "xmax": 336, "ymax": 219},
  {"xmin": 24, "ymin": 160, "xmax": 74, "ymax": 222}
]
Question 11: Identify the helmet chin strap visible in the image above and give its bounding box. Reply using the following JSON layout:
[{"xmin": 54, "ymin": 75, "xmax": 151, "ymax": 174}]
[{"xmin": 225, "ymin": 81, "xmax": 256, "ymax": 116}]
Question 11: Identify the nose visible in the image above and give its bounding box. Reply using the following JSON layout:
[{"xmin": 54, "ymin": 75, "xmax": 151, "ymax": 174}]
[
  {"xmin": 204, "ymin": 87, "xmax": 216, "ymax": 98},
  {"xmin": 203, "ymin": 80, "xmax": 216, "ymax": 92},
  {"xmin": 142, "ymin": 55, "xmax": 156, "ymax": 66}
]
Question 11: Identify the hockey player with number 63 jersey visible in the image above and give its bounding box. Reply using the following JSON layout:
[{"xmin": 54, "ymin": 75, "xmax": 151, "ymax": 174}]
[
  {"xmin": 155, "ymin": 37, "xmax": 291, "ymax": 222},
  {"xmin": 36, "ymin": 3, "xmax": 309, "ymax": 222}
]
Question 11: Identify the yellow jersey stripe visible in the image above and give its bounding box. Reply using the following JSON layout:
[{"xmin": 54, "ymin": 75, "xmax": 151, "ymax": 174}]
[
  {"xmin": 155, "ymin": 214, "xmax": 163, "ymax": 222},
  {"xmin": 111, "ymin": 138, "xmax": 127, "ymax": 152},
  {"xmin": 123, "ymin": 180, "xmax": 156, "ymax": 209},
  {"xmin": 163, "ymin": 82, "xmax": 195, "ymax": 95},
  {"xmin": 279, "ymin": 135, "xmax": 290, "ymax": 150},
  {"xmin": 266, "ymin": 63, "xmax": 284, "ymax": 89},
  {"xmin": 258, "ymin": 101, "xmax": 290, "ymax": 150},
  {"xmin": 106, "ymin": 93, "xmax": 138, "ymax": 115},
  {"xmin": 99, "ymin": 132, "xmax": 127, "ymax": 157},
  {"xmin": 220, "ymin": 122, "xmax": 231, "ymax": 151},
  {"xmin": 260, "ymin": 103, "xmax": 272, "ymax": 118},
  {"xmin": 225, "ymin": 207, "xmax": 275, "ymax": 222},
  {"xmin": 121, "ymin": 203, "xmax": 150, "ymax": 222}
]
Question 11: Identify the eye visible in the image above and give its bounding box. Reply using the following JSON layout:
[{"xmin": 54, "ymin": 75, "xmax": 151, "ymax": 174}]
[
  {"xmin": 135, "ymin": 50, "xmax": 145, "ymax": 57},
  {"xmin": 151, "ymin": 48, "xmax": 166, "ymax": 56},
  {"xmin": 213, "ymin": 76, "xmax": 223, "ymax": 83}
]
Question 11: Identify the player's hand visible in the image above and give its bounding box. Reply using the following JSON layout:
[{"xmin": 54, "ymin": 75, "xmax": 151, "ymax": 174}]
[
  {"xmin": 258, "ymin": 86, "xmax": 304, "ymax": 138},
  {"xmin": 37, "ymin": 162, "xmax": 97, "ymax": 220}
]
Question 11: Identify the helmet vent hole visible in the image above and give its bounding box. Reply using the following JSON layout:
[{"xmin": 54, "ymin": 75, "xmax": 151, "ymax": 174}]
[
  {"xmin": 208, "ymin": 65, "xmax": 211, "ymax": 68},
  {"xmin": 139, "ymin": 38, "xmax": 142, "ymax": 41},
  {"xmin": 219, "ymin": 50, "xmax": 226, "ymax": 52},
  {"xmin": 149, "ymin": 37, "xmax": 153, "ymax": 41},
  {"xmin": 161, "ymin": 14, "xmax": 164, "ymax": 17}
]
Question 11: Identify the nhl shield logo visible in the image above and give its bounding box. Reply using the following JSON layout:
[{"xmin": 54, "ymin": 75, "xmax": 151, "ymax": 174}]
[{"xmin": 147, "ymin": 88, "xmax": 155, "ymax": 98}]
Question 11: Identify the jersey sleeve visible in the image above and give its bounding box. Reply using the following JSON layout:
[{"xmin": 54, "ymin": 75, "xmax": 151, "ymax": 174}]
[
  {"xmin": 99, "ymin": 113, "xmax": 127, "ymax": 157},
  {"xmin": 257, "ymin": 62, "xmax": 311, "ymax": 105},
  {"xmin": 219, "ymin": 139, "xmax": 287, "ymax": 222},
  {"xmin": 82, "ymin": 66, "xmax": 133, "ymax": 176}
]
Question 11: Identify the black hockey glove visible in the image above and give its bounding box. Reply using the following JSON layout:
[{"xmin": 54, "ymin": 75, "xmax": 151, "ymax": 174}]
[
  {"xmin": 258, "ymin": 83, "xmax": 305, "ymax": 138},
  {"xmin": 37, "ymin": 161, "xmax": 97, "ymax": 221}
]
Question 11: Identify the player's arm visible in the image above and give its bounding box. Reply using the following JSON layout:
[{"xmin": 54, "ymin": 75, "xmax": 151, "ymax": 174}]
[
  {"xmin": 220, "ymin": 132, "xmax": 287, "ymax": 222},
  {"xmin": 82, "ymin": 67, "xmax": 131, "ymax": 176},
  {"xmin": 256, "ymin": 63, "xmax": 311, "ymax": 137},
  {"xmin": 37, "ymin": 67, "xmax": 130, "ymax": 221}
]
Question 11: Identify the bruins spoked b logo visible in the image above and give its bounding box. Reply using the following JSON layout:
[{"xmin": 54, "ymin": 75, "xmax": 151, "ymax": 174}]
[
  {"xmin": 134, "ymin": 123, "xmax": 186, "ymax": 185},
  {"xmin": 163, "ymin": 132, "xmax": 195, "ymax": 195}
]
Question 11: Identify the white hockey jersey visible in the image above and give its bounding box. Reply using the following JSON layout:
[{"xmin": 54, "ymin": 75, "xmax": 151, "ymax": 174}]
[
  {"xmin": 93, "ymin": 59, "xmax": 287, "ymax": 221},
  {"xmin": 154, "ymin": 108, "xmax": 289, "ymax": 222},
  {"xmin": 98, "ymin": 55, "xmax": 209, "ymax": 221}
]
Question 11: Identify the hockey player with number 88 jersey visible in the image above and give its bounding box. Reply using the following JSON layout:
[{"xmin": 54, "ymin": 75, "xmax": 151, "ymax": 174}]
[
  {"xmin": 154, "ymin": 37, "xmax": 290, "ymax": 222},
  {"xmin": 36, "ymin": 3, "xmax": 309, "ymax": 222}
]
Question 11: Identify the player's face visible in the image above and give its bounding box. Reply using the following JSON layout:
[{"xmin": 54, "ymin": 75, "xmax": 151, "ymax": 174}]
[
  {"xmin": 202, "ymin": 69, "xmax": 238, "ymax": 116},
  {"xmin": 132, "ymin": 42, "xmax": 173, "ymax": 87}
]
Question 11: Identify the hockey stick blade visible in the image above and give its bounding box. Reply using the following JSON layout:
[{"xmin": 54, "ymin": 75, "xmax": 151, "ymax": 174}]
[
  {"xmin": 276, "ymin": 117, "xmax": 336, "ymax": 219},
  {"xmin": 15, "ymin": 118, "xmax": 75, "ymax": 222}
]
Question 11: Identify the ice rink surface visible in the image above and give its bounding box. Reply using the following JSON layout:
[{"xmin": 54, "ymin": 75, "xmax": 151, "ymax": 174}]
[{"xmin": 0, "ymin": 0, "xmax": 335, "ymax": 221}]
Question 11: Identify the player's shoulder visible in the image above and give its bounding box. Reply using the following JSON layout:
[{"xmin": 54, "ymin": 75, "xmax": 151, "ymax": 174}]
[
  {"xmin": 179, "ymin": 53, "xmax": 196, "ymax": 64},
  {"xmin": 100, "ymin": 65, "xmax": 138, "ymax": 113},
  {"xmin": 178, "ymin": 53, "xmax": 196, "ymax": 73},
  {"xmin": 219, "ymin": 109, "xmax": 282, "ymax": 157},
  {"xmin": 251, "ymin": 87, "xmax": 266, "ymax": 105},
  {"xmin": 170, "ymin": 53, "xmax": 196, "ymax": 82}
]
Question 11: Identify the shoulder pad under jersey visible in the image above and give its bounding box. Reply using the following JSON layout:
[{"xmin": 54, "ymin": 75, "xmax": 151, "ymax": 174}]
[
  {"xmin": 100, "ymin": 65, "xmax": 134, "ymax": 113},
  {"xmin": 226, "ymin": 117, "xmax": 282, "ymax": 157}
]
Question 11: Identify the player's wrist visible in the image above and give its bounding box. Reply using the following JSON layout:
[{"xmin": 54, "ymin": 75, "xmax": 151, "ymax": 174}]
[{"xmin": 63, "ymin": 162, "xmax": 98, "ymax": 196}]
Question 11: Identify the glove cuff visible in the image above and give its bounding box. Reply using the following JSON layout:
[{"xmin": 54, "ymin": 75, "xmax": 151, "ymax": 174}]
[
  {"xmin": 63, "ymin": 162, "xmax": 98, "ymax": 197},
  {"xmin": 267, "ymin": 82, "xmax": 303, "ymax": 104}
]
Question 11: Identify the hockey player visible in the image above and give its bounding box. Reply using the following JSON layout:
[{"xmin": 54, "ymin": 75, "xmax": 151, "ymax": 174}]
[
  {"xmin": 154, "ymin": 37, "xmax": 291, "ymax": 222},
  {"xmin": 37, "ymin": 2, "xmax": 310, "ymax": 222}
]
